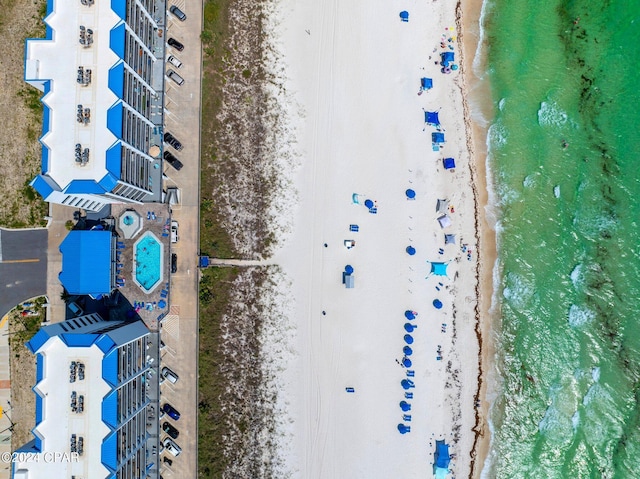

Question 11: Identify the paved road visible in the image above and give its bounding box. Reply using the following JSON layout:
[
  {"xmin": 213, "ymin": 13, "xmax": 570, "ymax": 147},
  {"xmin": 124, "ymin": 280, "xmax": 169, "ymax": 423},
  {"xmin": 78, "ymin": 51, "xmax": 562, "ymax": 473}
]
[
  {"xmin": 0, "ymin": 228, "xmax": 47, "ymax": 319},
  {"xmin": 158, "ymin": 0, "xmax": 202, "ymax": 477}
]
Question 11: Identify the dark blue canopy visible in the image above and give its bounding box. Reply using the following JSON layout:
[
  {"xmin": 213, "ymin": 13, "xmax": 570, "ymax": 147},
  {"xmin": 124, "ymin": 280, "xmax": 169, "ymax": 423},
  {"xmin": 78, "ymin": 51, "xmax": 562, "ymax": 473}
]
[
  {"xmin": 432, "ymin": 132, "xmax": 445, "ymax": 144},
  {"xmin": 435, "ymin": 440, "xmax": 451, "ymax": 469},
  {"xmin": 403, "ymin": 345, "xmax": 413, "ymax": 356},
  {"xmin": 399, "ymin": 11, "xmax": 409, "ymax": 21},
  {"xmin": 406, "ymin": 246, "xmax": 416, "ymax": 256},
  {"xmin": 421, "ymin": 77, "xmax": 433, "ymax": 90},
  {"xmin": 402, "ymin": 356, "xmax": 412, "ymax": 367},
  {"xmin": 406, "ymin": 188, "xmax": 416, "ymax": 199},
  {"xmin": 425, "ymin": 111, "xmax": 440, "ymax": 126},
  {"xmin": 400, "ymin": 401, "xmax": 412, "ymax": 411},
  {"xmin": 398, "ymin": 423, "xmax": 411, "ymax": 434},
  {"xmin": 443, "ymin": 157, "xmax": 456, "ymax": 169},
  {"xmin": 404, "ymin": 334, "xmax": 414, "ymax": 344},
  {"xmin": 404, "ymin": 323, "xmax": 416, "ymax": 332},
  {"xmin": 345, "ymin": 265, "xmax": 354, "ymax": 274},
  {"xmin": 404, "ymin": 310, "xmax": 416, "ymax": 320},
  {"xmin": 441, "ymin": 51, "xmax": 455, "ymax": 66},
  {"xmin": 433, "ymin": 299, "xmax": 443, "ymax": 309}
]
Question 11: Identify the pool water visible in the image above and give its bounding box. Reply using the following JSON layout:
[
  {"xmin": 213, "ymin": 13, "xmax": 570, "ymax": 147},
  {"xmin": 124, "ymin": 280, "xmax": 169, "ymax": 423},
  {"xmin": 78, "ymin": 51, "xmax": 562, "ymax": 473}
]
[{"xmin": 133, "ymin": 232, "xmax": 163, "ymax": 293}]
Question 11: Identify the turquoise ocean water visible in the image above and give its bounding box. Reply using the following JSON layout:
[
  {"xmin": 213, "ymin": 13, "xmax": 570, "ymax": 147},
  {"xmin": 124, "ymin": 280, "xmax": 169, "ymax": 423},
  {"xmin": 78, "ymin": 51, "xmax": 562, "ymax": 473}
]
[{"xmin": 480, "ymin": 0, "xmax": 640, "ymax": 477}]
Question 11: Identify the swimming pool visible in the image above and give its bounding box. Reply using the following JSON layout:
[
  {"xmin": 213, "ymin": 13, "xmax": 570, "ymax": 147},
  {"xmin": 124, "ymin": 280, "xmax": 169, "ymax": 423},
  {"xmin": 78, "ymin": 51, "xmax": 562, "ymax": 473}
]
[{"xmin": 133, "ymin": 231, "xmax": 163, "ymax": 293}]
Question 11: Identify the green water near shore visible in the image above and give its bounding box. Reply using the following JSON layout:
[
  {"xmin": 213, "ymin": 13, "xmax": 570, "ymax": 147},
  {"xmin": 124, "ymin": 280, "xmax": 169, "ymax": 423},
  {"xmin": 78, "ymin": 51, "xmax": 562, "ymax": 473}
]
[{"xmin": 481, "ymin": 0, "xmax": 640, "ymax": 476}]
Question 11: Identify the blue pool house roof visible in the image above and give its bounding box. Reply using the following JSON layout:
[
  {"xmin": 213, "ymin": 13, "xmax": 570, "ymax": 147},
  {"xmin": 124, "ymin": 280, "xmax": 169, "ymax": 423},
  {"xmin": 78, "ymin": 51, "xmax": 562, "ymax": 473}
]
[{"xmin": 59, "ymin": 230, "xmax": 114, "ymax": 296}]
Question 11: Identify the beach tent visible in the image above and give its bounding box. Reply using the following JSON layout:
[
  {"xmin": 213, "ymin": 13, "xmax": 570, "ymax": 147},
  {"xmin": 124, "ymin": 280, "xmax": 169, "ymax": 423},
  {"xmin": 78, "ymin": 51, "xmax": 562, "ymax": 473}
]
[
  {"xmin": 440, "ymin": 51, "xmax": 455, "ymax": 67},
  {"xmin": 434, "ymin": 440, "xmax": 451, "ymax": 478},
  {"xmin": 444, "ymin": 234, "xmax": 456, "ymax": 245},
  {"xmin": 421, "ymin": 77, "xmax": 433, "ymax": 90},
  {"xmin": 436, "ymin": 199, "xmax": 449, "ymax": 214},
  {"xmin": 437, "ymin": 215, "xmax": 452, "ymax": 229},
  {"xmin": 428, "ymin": 261, "xmax": 449, "ymax": 277},
  {"xmin": 406, "ymin": 246, "xmax": 416, "ymax": 256},
  {"xmin": 424, "ymin": 111, "xmax": 441, "ymax": 129},
  {"xmin": 432, "ymin": 132, "xmax": 445, "ymax": 144},
  {"xmin": 406, "ymin": 189, "xmax": 416, "ymax": 199},
  {"xmin": 443, "ymin": 158, "xmax": 456, "ymax": 169},
  {"xmin": 399, "ymin": 11, "xmax": 409, "ymax": 22}
]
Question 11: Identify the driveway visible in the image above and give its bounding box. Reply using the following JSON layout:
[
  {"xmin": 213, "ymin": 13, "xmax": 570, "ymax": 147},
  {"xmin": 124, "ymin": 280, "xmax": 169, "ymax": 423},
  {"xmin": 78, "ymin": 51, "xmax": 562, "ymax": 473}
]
[{"xmin": 0, "ymin": 228, "xmax": 47, "ymax": 319}]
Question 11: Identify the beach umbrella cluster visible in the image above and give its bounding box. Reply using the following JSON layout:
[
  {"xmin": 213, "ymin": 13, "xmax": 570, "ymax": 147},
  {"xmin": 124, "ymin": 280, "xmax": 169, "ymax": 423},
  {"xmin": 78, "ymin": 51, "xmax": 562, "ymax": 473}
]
[{"xmin": 398, "ymin": 310, "xmax": 418, "ymax": 433}]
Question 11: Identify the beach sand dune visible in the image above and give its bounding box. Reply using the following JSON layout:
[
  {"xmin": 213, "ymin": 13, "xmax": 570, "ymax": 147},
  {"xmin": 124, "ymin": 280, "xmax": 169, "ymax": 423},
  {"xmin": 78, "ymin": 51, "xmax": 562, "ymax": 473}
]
[{"xmin": 259, "ymin": 0, "xmax": 482, "ymax": 476}]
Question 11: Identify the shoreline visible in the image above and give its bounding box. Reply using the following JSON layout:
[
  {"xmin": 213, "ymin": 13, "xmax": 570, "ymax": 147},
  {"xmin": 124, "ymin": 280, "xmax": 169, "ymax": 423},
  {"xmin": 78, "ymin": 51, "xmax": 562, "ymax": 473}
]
[{"xmin": 460, "ymin": 0, "xmax": 498, "ymax": 476}]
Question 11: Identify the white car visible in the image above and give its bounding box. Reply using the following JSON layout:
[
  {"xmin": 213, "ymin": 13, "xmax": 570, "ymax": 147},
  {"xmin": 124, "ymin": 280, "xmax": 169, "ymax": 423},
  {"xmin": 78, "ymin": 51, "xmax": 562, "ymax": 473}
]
[
  {"xmin": 163, "ymin": 437, "xmax": 182, "ymax": 457},
  {"xmin": 171, "ymin": 220, "xmax": 179, "ymax": 243},
  {"xmin": 161, "ymin": 366, "xmax": 179, "ymax": 384},
  {"xmin": 167, "ymin": 55, "xmax": 182, "ymax": 69}
]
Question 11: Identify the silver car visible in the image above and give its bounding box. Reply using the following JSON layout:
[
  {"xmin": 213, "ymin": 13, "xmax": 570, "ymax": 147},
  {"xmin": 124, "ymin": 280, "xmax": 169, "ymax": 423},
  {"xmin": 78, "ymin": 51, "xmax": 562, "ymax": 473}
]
[
  {"xmin": 163, "ymin": 437, "xmax": 182, "ymax": 457},
  {"xmin": 167, "ymin": 69, "xmax": 184, "ymax": 86}
]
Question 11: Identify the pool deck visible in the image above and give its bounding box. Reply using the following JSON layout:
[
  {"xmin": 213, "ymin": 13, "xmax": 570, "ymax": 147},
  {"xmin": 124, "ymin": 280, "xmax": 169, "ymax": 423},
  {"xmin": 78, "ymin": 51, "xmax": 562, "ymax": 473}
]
[{"xmin": 112, "ymin": 203, "xmax": 172, "ymax": 331}]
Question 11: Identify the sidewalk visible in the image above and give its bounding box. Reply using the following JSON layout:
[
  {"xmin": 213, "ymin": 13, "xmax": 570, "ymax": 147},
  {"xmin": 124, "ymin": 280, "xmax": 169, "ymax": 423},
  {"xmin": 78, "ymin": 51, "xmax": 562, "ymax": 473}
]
[{"xmin": 0, "ymin": 316, "xmax": 13, "ymax": 479}]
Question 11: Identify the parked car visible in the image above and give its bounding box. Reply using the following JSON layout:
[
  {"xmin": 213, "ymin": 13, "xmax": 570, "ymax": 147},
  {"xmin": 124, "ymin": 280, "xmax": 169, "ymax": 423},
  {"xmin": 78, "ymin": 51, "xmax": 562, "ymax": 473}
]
[
  {"xmin": 162, "ymin": 421, "xmax": 180, "ymax": 439},
  {"xmin": 167, "ymin": 54, "xmax": 182, "ymax": 69},
  {"xmin": 161, "ymin": 366, "xmax": 179, "ymax": 384},
  {"xmin": 162, "ymin": 403, "xmax": 180, "ymax": 420},
  {"xmin": 164, "ymin": 151, "xmax": 183, "ymax": 171},
  {"xmin": 170, "ymin": 221, "xmax": 179, "ymax": 244},
  {"xmin": 171, "ymin": 253, "xmax": 178, "ymax": 274},
  {"xmin": 167, "ymin": 69, "xmax": 184, "ymax": 86},
  {"xmin": 163, "ymin": 437, "xmax": 182, "ymax": 457},
  {"xmin": 68, "ymin": 302, "xmax": 84, "ymax": 317},
  {"xmin": 167, "ymin": 37, "xmax": 184, "ymax": 52},
  {"xmin": 164, "ymin": 131, "xmax": 183, "ymax": 151},
  {"xmin": 169, "ymin": 5, "xmax": 187, "ymax": 21}
]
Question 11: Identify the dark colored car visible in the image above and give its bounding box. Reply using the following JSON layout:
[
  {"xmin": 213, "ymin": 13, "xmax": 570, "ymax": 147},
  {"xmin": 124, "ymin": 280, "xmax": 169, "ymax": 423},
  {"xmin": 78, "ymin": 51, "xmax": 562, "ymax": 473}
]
[
  {"xmin": 162, "ymin": 403, "xmax": 180, "ymax": 420},
  {"xmin": 169, "ymin": 5, "xmax": 187, "ymax": 21},
  {"xmin": 171, "ymin": 253, "xmax": 177, "ymax": 274},
  {"xmin": 163, "ymin": 456, "xmax": 173, "ymax": 466},
  {"xmin": 167, "ymin": 37, "xmax": 184, "ymax": 52},
  {"xmin": 163, "ymin": 421, "xmax": 180, "ymax": 439},
  {"xmin": 164, "ymin": 132, "xmax": 183, "ymax": 151},
  {"xmin": 164, "ymin": 151, "xmax": 183, "ymax": 171}
]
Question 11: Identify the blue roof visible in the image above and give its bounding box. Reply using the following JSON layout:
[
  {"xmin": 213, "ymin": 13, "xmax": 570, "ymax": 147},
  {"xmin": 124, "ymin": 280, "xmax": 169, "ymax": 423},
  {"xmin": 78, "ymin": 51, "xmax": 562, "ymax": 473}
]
[
  {"xmin": 35, "ymin": 394, "xmax": 43, "ymax": 425},
  {"xmin": 102, "ymin": 389, "xmax": 119, "ymax": 429},
  {"xmin": 26, "ymin": 328, "xmax": 52, "ymax": 354},
  {"xmin": 30, "ymin": 174, "xmax": 57, "ymax": 200},
  {"xmin": 108, "ymin": 62, "xmax": 124, "ymax": 98},
  {"xmin": 109, "ymin": 23, "xmax": 126, "ymax": 59},
  {"xmin": 110, "ymin": 0, "xmax": 126, "ymax": 20},
  {"xmin": 36, "ymin": 353, "xmax": 44, "ymax": 382},
  {"xmin": 106, "ymin": 102, "xmax": 123, "ymax": 138},
  {"xmin": 102, "ymin": 349, "xmax": 119, "ymax": 386},
  {"xmin": 59, "ymin": 230, "xmax": 113, "ymax": 296},
  {"xmin": 101, "ymin": 431, "xmax": 118, "ymax": 472},
  {"xmin": 64, "ymin": 179, "xmax": 106, "ymax": 194},
  {"xmin": 60, "ymin": 333, "xmax": 100, "ymax": 348}
]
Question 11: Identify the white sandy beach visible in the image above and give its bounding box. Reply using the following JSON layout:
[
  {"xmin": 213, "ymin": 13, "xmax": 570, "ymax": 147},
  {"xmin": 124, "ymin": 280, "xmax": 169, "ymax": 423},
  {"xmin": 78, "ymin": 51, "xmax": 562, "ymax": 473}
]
[{"xmin": 264, "ymin": 0, "xmax": 482, "ymax": 476}]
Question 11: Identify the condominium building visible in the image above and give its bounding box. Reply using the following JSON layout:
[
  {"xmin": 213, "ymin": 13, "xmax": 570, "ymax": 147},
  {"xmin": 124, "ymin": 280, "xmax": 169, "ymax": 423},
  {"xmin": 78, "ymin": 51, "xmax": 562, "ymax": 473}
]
[
  {"xmin": 13, "ymin": 316, "xmax": 160, "ymax": 479},
  {"xmin": 25, "ymin": 0, "xmax": 167, "ymax": 212}
]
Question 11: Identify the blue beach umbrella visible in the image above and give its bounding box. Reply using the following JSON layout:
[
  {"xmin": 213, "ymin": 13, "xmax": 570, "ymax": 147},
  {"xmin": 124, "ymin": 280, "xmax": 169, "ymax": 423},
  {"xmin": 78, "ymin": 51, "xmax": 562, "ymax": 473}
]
[
  {"xmin": 399, "ymin": 11, "xmax": 409, "ymax": 22},
  {"xmin": 402, "ymin": 357, "xmax": 412, "ymax": 367},
  {"xmin": 345, "ymin": 265, "xmax": 354, "ymax": 274},
  {"xmin": 364, "ymin": 199, "xmax": 374, "ymax": 209},
  {"xmin": 398, "ymin": 423, "xmax": 411, "ymax": 434},
  {"xmin": 400, "ymin": 401, "xmax": 412, "ymax": 412},
  {"xmin": 401, "ymin": 379, "xmax": 415, "ymax": 389},
  {"xmin": 406, "ymin": 246, "xmax": 416, "ymax": 256},
  {"xmin": 406, "ymin": 189, "xmax": 416, "ymax": 199},
  {"xmin": 404, "ymin": 310, "xmax": 416, "ymax": 320},
  {"xmin": 404, "ymin": 323, "xmax": 417, "ymax": 333},
  {"xmin": 404, "ymin": 334, "xmax": 414, "ymax": 345},
  {"xmin": 433, "ymin": 299, "xmax": 443, "ymax": 309},
  {"xmin": 403, "ymin": 346, "xmax": 413, "ymax": 356}
]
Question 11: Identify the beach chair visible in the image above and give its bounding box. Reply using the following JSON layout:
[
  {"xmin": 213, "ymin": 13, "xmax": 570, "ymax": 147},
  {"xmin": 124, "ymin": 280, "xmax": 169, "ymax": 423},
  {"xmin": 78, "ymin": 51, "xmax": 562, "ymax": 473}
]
[
  {"xmin": 349, "ymin": 224, "xmax": 359, "ymax": 232},
  {"xmin": 345, "ymin": 387, "xmax": 355, "ymax": 393},
  {"xmin": 405, "ymin": 392, "xmax": 413, "ymax": 399},
  {"xmin": 403, "ymin": 414, "xmax": 412, "ymax": 422},
  {"xmin": 406, "ymin": 370, "xmax": 415, "ymax": 377}
]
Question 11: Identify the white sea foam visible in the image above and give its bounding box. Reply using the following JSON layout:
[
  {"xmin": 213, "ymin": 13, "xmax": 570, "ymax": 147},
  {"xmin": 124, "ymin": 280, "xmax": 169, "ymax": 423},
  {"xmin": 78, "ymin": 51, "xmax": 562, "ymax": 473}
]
[
  {"xmin": 523, "ymin": 173, "xmax": 539, "ymax": 188},
  {"xmin": 537, "ymin": 100, "xmax": 570, "ymax": 128},
  {"xmin": 503, "ymin": 273, "xmax": 533, "ymax": 309},
  {"xmin": 568, "ymin": 304, "xmax": 595, "ymax": 327},
  {"xmin": 592, "ymin": 366, "xmax": 600, "ymax": 382},
  {"xmin": 570, "ymin": 263, "xmax": 583, "ymax": 289},
  {"xmin": 571, "ymin": 410, "xmax": 580, "ymax": 431}
]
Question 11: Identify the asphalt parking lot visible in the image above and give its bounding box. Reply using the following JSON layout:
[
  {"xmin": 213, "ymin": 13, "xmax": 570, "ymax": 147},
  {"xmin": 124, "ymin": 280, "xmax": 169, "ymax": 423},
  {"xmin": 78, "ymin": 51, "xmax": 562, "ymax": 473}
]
[
  {"xmin": 0, "ymin": 228, "xmax": 47, "ymax": 319},
  {"xmin": 158, "ymin": 0, "xmax": 202, "ymax": 476}
]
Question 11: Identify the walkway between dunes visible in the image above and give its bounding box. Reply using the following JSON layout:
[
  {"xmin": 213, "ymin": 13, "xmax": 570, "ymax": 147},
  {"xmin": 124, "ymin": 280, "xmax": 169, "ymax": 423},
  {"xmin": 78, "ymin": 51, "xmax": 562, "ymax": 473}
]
[{"xmin": 206, "ymin": 258, "xmax": 272, "ymax": 267}]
